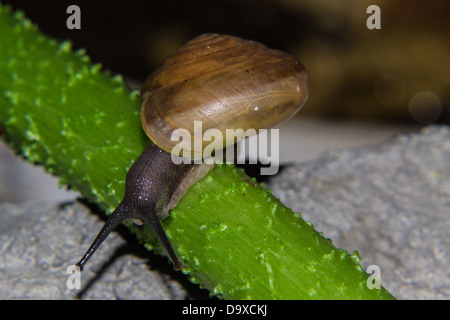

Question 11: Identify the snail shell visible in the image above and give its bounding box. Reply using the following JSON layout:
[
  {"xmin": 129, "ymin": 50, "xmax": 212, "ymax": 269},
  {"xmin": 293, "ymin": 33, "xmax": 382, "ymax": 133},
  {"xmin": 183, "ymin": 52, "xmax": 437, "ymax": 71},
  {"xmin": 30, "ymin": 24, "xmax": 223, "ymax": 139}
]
[{"xmin": 141, "ymin": 33, "xmax": 309, "ymax": 159}]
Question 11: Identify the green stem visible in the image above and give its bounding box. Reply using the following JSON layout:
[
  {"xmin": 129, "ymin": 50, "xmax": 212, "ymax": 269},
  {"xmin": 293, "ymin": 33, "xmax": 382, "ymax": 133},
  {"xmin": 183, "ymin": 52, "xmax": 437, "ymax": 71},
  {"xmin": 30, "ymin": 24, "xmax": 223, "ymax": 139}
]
[{"xmin": 0, "ymin": 4, "xmax": 395, "ymax": 299}]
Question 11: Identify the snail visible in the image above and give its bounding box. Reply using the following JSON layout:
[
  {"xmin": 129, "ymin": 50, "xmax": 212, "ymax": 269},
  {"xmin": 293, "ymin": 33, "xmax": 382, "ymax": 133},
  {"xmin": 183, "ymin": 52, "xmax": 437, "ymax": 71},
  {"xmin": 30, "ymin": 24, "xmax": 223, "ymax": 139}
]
[{"xmin": 76, "ymin": 33, "xmax": 309, "ymax": 271}]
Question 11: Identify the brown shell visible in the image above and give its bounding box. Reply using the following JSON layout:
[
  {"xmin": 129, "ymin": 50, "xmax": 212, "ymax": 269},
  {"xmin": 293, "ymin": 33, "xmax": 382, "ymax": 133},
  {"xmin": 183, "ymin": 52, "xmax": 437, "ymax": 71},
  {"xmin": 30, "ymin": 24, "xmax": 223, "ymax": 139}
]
[{"xmin": 140, "ymin": 33, "xmax": 309, "ymax": 159}]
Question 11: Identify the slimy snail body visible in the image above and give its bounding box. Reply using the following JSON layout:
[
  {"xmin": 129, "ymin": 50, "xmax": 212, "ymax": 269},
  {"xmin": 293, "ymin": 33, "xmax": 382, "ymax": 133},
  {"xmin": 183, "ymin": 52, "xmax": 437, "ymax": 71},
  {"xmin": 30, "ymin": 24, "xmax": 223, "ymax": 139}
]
[{"xmin": 76, "ymin": 33, "xmax": 309, "ymax": 271}]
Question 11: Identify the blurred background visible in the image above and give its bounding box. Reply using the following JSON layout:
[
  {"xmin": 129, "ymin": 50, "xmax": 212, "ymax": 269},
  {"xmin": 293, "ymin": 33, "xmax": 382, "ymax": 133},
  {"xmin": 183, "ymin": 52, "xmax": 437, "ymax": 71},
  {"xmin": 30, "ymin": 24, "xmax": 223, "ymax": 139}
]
[{"xmin": 1, "ymin": 0, "xmax": 449, "ymax": 202}]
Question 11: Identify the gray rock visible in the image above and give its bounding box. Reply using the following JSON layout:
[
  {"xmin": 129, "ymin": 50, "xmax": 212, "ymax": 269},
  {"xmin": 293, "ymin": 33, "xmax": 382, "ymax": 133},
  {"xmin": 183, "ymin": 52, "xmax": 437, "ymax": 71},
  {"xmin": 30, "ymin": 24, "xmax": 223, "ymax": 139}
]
[
  {"xmin": 0, "ymin": 201, "xmax": 198, "ymax": 299},
  {"xmin": 267, "ymin": 125, "xmax": 450, "ymax": 300}
]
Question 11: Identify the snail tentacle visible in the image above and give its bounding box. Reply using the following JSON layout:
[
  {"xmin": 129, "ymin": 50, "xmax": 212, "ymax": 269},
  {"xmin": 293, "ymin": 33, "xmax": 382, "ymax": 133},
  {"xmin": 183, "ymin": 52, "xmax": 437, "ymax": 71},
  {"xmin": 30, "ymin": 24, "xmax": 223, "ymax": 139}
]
[
  {"xmin": 76, "ymin": 201, "xmax": 131, "ymax": 271},
  {"xmin": 139, "ymin": 207, "xmax": 183, "ymax": 271}
]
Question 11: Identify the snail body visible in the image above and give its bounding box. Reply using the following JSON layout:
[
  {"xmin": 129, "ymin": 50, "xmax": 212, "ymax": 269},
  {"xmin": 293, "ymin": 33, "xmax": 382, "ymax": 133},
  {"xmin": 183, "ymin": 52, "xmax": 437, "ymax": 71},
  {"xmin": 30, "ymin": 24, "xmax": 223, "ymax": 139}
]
[{"xmin": 76, "ymin": 34, "xmax": 309, "ymax": 271}]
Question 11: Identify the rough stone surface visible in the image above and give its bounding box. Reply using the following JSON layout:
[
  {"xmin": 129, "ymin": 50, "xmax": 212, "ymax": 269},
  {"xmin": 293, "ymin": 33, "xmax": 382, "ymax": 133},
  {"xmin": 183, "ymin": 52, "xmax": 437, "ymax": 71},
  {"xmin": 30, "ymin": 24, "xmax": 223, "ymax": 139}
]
[
  {"xmin": 267, "ymin": 125, "xmax": 450, "ymax": 300},
  {"xmin": 0, "ymin": 201, "xmax": 207, "ymax": 299},
  {"xmin": 0, "ymin": 125, "xmax": 448, "ymax": 299}
]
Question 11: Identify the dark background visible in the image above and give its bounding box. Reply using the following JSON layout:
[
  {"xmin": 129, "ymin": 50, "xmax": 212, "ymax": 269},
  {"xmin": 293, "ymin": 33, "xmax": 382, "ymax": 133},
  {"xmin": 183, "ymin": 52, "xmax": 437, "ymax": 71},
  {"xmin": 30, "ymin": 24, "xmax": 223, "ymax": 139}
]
[{"xmin": 4, "ymin": 0, "xmax": 450, "ymax": 124}]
